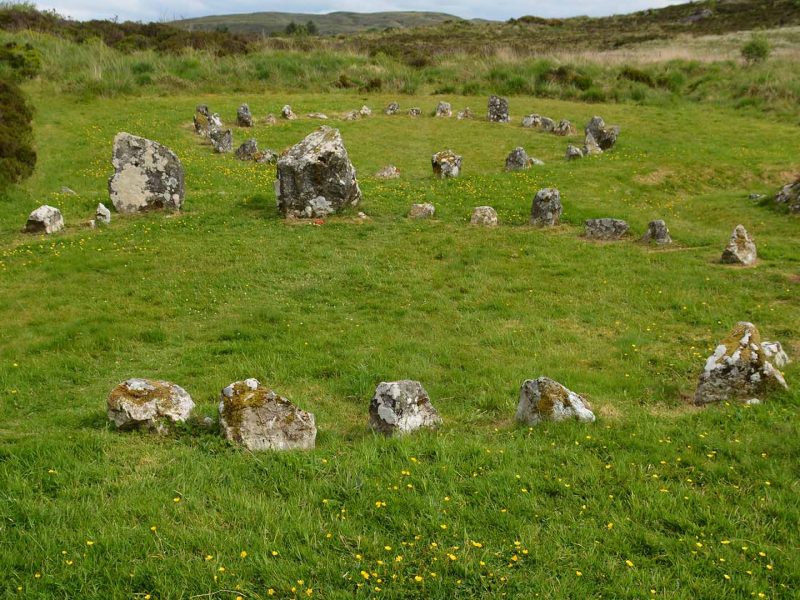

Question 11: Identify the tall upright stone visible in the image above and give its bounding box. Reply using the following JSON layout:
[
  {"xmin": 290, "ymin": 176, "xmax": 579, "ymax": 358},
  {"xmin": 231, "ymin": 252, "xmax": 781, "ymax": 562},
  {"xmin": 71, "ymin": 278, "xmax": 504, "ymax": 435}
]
[
  {"xmin": 721, "ymin": 225, "xmax": 757, "ymax": 265},
  {"xmin": 487, "ymin": 95, "xmax": 510, "ymax": 123},
  {"xmin": 530, "ymin": 188, "xmax": 562, "ymax": 227},
  {"xmin": 237, "ymin": 103, "xmax": 253, "ymax": 127}
]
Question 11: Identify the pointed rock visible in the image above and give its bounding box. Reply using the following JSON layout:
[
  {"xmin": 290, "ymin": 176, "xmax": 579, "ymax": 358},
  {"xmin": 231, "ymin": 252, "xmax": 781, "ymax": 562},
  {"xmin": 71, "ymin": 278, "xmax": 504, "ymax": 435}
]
[
  {"xmin": 721, "ymin": 225, "xmax": 756, "ymax": 265},
  {"xmin": 516, "ymin": 377, "xmax": 595, "ymax": 425}
]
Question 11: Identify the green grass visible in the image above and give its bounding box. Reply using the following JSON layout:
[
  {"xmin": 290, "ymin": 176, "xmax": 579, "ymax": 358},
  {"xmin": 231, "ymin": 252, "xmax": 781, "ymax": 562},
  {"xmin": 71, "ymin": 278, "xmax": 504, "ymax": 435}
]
[{"xmin": 0, "ymin": 89, "xmax": 798, "ymax": 598}]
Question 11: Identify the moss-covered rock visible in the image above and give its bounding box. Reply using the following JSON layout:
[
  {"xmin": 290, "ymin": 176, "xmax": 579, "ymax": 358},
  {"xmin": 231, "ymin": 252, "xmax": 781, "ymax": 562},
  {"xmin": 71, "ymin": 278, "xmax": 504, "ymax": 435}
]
[
  {"xmin": 107, "ymin": 378, "xmax": 195, "ymax": 432},
  {"xmin": 516, "ymin": 377, "xmax": 595, "ymax": 425}
]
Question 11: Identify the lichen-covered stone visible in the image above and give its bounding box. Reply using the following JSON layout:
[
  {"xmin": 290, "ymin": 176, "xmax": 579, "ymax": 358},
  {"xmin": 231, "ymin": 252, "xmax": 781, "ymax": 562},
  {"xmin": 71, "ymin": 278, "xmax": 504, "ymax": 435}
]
[
  {"xmin": 342, "ymin": 110, "xmax": 360, "ymax": 121},
  {"xmin": 307, "ymin": 112, "xmax": 328, "ymax": 119},
  {"xmin": 565, "ymin": 145, "xmax": 584, "ymax": 160},
  {"xmin": 553, "ymin": 119, "xmax": 576, "ymax": 136},
  {"xmin": 359, "ymin": 105, "xmax": 372, "ymax": 117},
  {"xmin": 521, "ymin": 114, "xmax": 541, "ymax": 128},
  {"xmin": 384, "ymin": 102, "xmax": 400, "ymax": 115},
  {"xmin": 505, "ymin": 147, "xmax": 533, "ymax": 171},
  {"xmin": 582, "ymin": 132, "xmax": 603, "ymax": 156},
  {"xmin": 264, "ymin": 114, "xmax": 278, "ymax": 125},
  {"xmin": 516, "ymin": 377, "xmax": 595, "ymax": 425},
  {"xmin": 487, "ymin": 95, "xmax": 510, "ymax": 122},
  {"xmin": 641, "ymin": 219, "xmax": 672, "ymax": 244},
  {"xmin": 95, "ymin": 203, "xmax": 111, "ymax": 224},
  {"xmin": 219, "ymin": 378, "xmax": 316, "ymax": 451},
  {"xmin": 256, "ymin": 149, "xmax": 278, "ymax": 164},
  {"xmin": 530, "ymin": 188, "xmax": 562, "ymax": 227},
  {"xmin": 762, "ymin": 341, "xmax": 790, "ymax": 368},
  {"xmin": 235, "ymin": 139, "xmax": 260, "ymax": 161},
  {"xmin": 435, "ymin": 101, "xmax": 452, "ymax": 117},
  {"xmin": 408, "ymin": 107, "xmax": 422, "ymax": 117},
  {"xmin": 210, "ymin": 128, "xmax": 233, "ymax": 154},
  {"xmin": 107, "ymin": 378, "xmax": 195, "ymax": 432},
  {"xmin": 375, "ymin": 165, "xmax": 400, "ymax": 179},
  {"xmin": 721, "ymin": 225, "xmax": 756, "ymax": 265},
  {"xmin": 369, "ymin": 380, "xmax": 442, "ymax": 436},
  {"xmin": 281, "ymin": 105, "xmax": 297, "ymax": 120},
  {"xmin": 694, "ymin": 322, "xmax": 788, "ymax": 405},
  {"xmin": 775, "ymin": 177, "xmax": 800, "ymax": 212},
  {"xmin": 470, "ymin": 206, "xmax": 499, "ymax": 227},
  {"xmin": 432, "ymin": 149, "xmax": 462, "ymax": 178},
  {"xmin": 456, "ymin": 107, "xmax": 474, "ymax": 120},
  {"xmin": 585, "ymin": 116, "xmax": 620, "ymax": 150},
  {"xmin": 24, "ymin": 205, "xmax": 64, "ymax": 234},
  {"xmin": 584, "ymin": 218, "xmax": 629, "ymax": 240},
  {"xmin": 409, "ymin": 203, "xmax": 435, "ymax": 219},
  {"xmin": 539, "ymin": 117, "xmax": 556, "ymax": 132},
  {"xmin": 276, "ymin": 126, "xmax": 361, "ymax": 218},
  {"xmin": 108, "ymin": 133, "xmax": 184, "ymax": 213},
  {"xmin": 193, "ymin": 105, "xmax": 222, "ymax": 136},
  {"xmin": 237, "ymin": 103, "xmax": 253, "ymax": 127}
]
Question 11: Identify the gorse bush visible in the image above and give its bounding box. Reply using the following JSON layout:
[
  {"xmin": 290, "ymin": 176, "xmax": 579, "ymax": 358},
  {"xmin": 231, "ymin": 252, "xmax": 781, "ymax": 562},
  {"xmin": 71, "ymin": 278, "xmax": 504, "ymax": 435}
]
[
  {"xmin": 741, "ymin": 35, "xmax": 771, "ymax": 64},
  {"xmin": 0, "ymin": 79, "xmax": 36, "ymax": 186}
]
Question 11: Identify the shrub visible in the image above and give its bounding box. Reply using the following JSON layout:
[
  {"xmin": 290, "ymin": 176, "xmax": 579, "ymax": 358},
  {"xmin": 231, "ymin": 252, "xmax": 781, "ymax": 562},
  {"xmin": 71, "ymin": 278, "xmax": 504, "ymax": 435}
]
[
  {"xmin": 618, "ymin": 65, "xmax": 655, "ymax": 87},
  {"xmin": 0, "ymin": 41, "xmax": 41, "ymax": 79},
  {"xmin": 0, "ymin": 79, "xmax": 36, "ymax": 186},
  {"xmin": 741, "ymin": 36, "xmax": 770, "ymax": 64}
]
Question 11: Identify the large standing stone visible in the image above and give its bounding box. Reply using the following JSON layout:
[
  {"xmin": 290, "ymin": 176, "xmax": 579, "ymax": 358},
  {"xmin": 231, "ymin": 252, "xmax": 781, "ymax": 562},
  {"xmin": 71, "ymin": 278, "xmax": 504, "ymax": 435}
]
[
  {"xmin": 219, "ymin": 378, "xmax": 316, "ymax": 451},
  {"xmin": 193, "ymin": 105, "xmax": 222, "ymax": 136},
  {"xmin": 210, "ymin": 128, "xmax": 233, "ymax": 153},
  {"xmin": 275, "ymin": 126, "xmax": 361, "ymax": 218},
  {"xmin": 385, "ymin": 102, "xmax": 400, "ymax": 115},
  {"xmin": 432, "ymin": 150, "xmax": 462, "ymax": 178},
  {"xmin": 487, "ymin": 95, "xmax": 510, "ymax": 122},
  {"xmin": 368, "ymin": 380, "xmax": 442, "ymax": 436},
  {"xmin": 641, "ymin": 219, "xmax": 672, "ymax": 244},
  {"xmin": 471, "ymin": 206, "xmax": 499, "ymax": 227},
  {"xmin": 237, "ymin": 103, "xmax": 253, "ymax": 127},
  {"xmin": 530, "ymin": 188, "xmax": 562, "ymax": 227},
  {"xmin": 435, "ymin": 101, "xmax": 452, "ymax": 117},
  {"xmin": 375, "ymin": 165, "xmax": 401, "ymax": 179},
  {"xmin": 505, "ymin": 147, "xmax": 533, "ymax": 171},
  {"xmin": 775, "ymin": 177, "xmax": 800, "ymax": 213},
  {"xmin": 694, "ymin": 322, "xmax": 788, "ymax": 405},
  {"xmin": 553, "ymin": 119, "xmax": 576, "ymax": 136},
  {"xmin": 584, "ymin": 218, "xmax": 629, "ymax": 240},
  {"xmin": 585, "ymin": 116, "xmax": 620, "ymax": 150},
  {"xmin": 108, "ymin": 133, "xmax": 185, "ymax": 213},
  {"xmin": 516, "ymin": 377, "xmax": 595, "ymax": 425},
  {"xmin": 24, "ymin": 205, "xmax": 64, "ymax": 234},
  {"xmin": 409, "ymin": 203, "xmax": 435, "ymax": 219},
  {"xmin": 235, "ymin": 139, "xmax": 260, "ymax": 161},
  {"xmin": 95, "ymin": 203, "xmax": 111, "ymax": 224},
  {"xmin": 281, "ymin": 105, "xmax": 297, "ymax": 120},
  {"xmin": 107, "ymin": 378, "xmax": 195, "ymax": 432},
  {"xmin": 721, "ymin": 225, "xmax": 757, "ymax": 265}
]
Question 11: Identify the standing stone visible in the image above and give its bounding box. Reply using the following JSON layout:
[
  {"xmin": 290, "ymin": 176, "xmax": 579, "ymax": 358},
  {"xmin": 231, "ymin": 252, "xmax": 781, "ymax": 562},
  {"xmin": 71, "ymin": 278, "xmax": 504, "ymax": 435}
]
[
  {"xmin": 522, "ymin": 114, "xmax": 541, "ymax": 128},
  {"xmin": 385, "ymin": 102, "xmax": 400, "ymax": 115},
  {"xmin": 235, "ymin": 139, "xmax": 260, "ymax": 161},
  {"xmin": 431, "ymin": 150, "xmax": 462, "ymax": 178},
  {"xmin": 470, "ymin": 206, "xmax": 499, "ymax": 227},
  {"xmin": 24, "ymin": 205, "xmax": 64, "ymax": 234},
  {"xmin": 641, "ymin": 219, "xmax": 672, "ymax": 244},
  {"xmin": 210, "ymin": 128, "xmax": 233, "ymax": 153},
  {"xmin": 775, "ymin": 177, "xmax": 800, "ymax": 213},
  {"xmin": 359, "ymin": 105, "xmax": 372, "ymax": 117},
  {"xmin": 435, "ymin": 101, "xmax": 452, "ymax": 117},
  {"xmin": 584, "ymin": 218, "xmax": 629, "ymax": 240},
  {"xmin": 193, "ymin": 105, "xmax": 220, "ymax": 136},
  {"xmin": 237, "ymin": 104, "xmax": 253, "ymax": 127},
  {"xmin": 582, "ymin": 132, "xmax": 603, "ymax": 156},
  {"xmin": 505, "ymin": 147, "xmax": 533, "ymax": 171},
  {"xmin": 539, "ymin": 117, "xmax": 556, "ymax": 132},
  {"xmin": 108, "ymin": 133, "xmax": 185, "ymax": 213},
  {"xmin": 457, "ymin": 107, "xmax": 474, "ymax": 120},
  {"xmin": 276, "ymin": 126, "xmax": 361, "ymax": 218},
  {"xmin": 694, "ymin": 322, "xmax": 788, "ymax": 405},
  {"xmin": 281, "ymin": 105, "xmax": 297, "ymax": 120},
  {"xmin": 565, "ymin": 145, "xmax": 584, "ymax": 160},
  {"xmin": 375, "ymin": 165, "xmax": 401, "ymax": 179},
  {"xmin": 264, "ymin": 114, "xmax": 278, "ymax": 125},
  {"xmin": 487, "ymin": 95, "xmax": 510, "ymax": 122},
  {"xmin": 721, "ymin": 225, "xmax": 757, "ymax": 265},
  {"xmin": 218, "ymin": 378, "xmax": 316, "ymax": 451},
  {"xmin": 409, "ymin": 203, "xmax": 435, "ymax": 219},
  {"xmin": 585, "ymin": 116, "xmax": 620, "ymax": 150},
  {"xmin": 408, "ymin": 107, "xmax": 422, "ymax": 117},
  {"xmin": 368, "ymin": 380, "xmax": 442, "ymax": 436},
  {"xmin": 107, "ymin": 378, "xmax": 195, "ymax": 432},
  {"xmin": 516, "ymin": 377, "xmax": 595, "ymax": 425},
  {"xmin": 553, "ymin": 119, "xmax": 576, "ymax": 136},
  {"xmin": 530, "ymin": 188, "xmax": 562, "ymax": 227},
  {"xmin": 95, "ymin": 203, "xmax": 111, "ymax": 224}
]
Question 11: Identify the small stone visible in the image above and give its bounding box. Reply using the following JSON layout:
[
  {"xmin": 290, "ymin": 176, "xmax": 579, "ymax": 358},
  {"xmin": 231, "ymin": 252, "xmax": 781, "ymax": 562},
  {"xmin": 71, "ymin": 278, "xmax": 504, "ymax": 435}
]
[
  {"xmin": 641, "ymin": 219, "xmax": 672, "ymax": 244},
  {"xmin": 585, "ymin": 116, "xmax": 620, "ymax": 150},
  {"xmin": 281, "ymin": 105, "xmax": 297, "ymax": 120},
  {"xmin": 744, "ymin": 398, "xmax": 762, "ymax": 405},
  {"xmin": 435, "ymin": 101, "xmax": 452, "ymax": 117},
  {"xmin": 565, "ymin": 145, "xmax": 584, "ymax": 160},
  {"xmin": 530, "ymin": 188, "xmax": 562, "ymax": 227},
  {"xmin": 470, "ymin": 206, "xmax": 498, "ymax": 227},
  {"xmin": 86, "ymin": 219, "xmax": 96, "ymax": 229},
  {"xmin": 256, "ymin": 149, "xmax": 278, "ymax": 164},
  {"xmin": 359, "ymin": 105, "xmax": 372, "ymax": 117},
  {"xmin": 521, "ymin": 114, "xmax": 541, "ymax": 128},
  {"xmin": 505, "ymin": 147, "xmax": 533, "ymax": 171},
  {"xmin": 775, "ymin": 177, "xmax": 800, "ymax": 212},
  {"xmin": 516, "ymin": 377, "xmax": 595, "ymax": 425},
  {"xmin": 342, "ymin": 110, "xmax": 360, "ymax": 121},
  {"xmin": 409, "ymin": 203, "xmax": 435, "ymax": 219},
  {"xmin": 25, "ymin": 205, "xmax": 64, "ymax": 234},
  {"xmin": 218, "ymin": 379, "xmax": 316, "ymax": 451},
  {"xmin": 748, "ymin": 193, "xmax": 765, "ymax": 200},
  {"xmin": 432, "ymin": 149, "xmax": 462, "ymax": 178},
  {"xmin": 539, "ymin": 117, "xmax": 556, "ymax": 132},
  {"xmin": 236, "ymin": 103, "xmax": 253, "ymax": 127},
  {"xmin": 761, "ymin": 341, "xmax": 790, "ymax": 368},
  {"xmin": 408, "ymin": 107, "xmax": 422, "ymax": 117},
  {"xmin": 694, "ymin": 322, "xmax": 787, "ymax": 405},
  {"xmin": 582, "ymin": 132, "xmax": 603, "ymax": 156},
  {"xmin": 384, "ymin": 102, "xmax": 400, "ymax": 115},
  {"xmin": 456, "ymin": 107, "xmax": 474, "ymax": 120},
  {"xmin": 357, "ymin": 211, "xmax": 368, "ymax": 220},
  {"xmin": 487, "ymin": 95, "xmax": 510, "ymax": 122},
  {"xmin": 107, "ymin": 378, "xmax": 195, "ymax": 432},
  {"xmin": 235, "ymin": 139, "xmax": 260, "ymax": 161},
  {"xmin": 210, "ymin": 129, "xmax": 233, "ymax": 153},
  {"xmin": 375, "ymin": 165, "xmax": 401, "ymax": 179},
  {"xmin": 95, "ymin": 203, "xmax": 111, "ymax": 224},
  {"xmin": 721, "ymin": 224, "xmax": 756, "ymax": 265},
  {"xmin": 553, "ymin": 119, "xmax": 576, "ymax": 136},
  {"xmin": 60, "ymin": 186, "xmax": 76, "ymax": 195},
  {"xmin": 584, "ymin": 218, "xmax": 629, "ymax": 240},
  {"xmin": 264, "ymin": 114, "xmax": 278, "ymax": 125},
  {"xmin": 307, "ymin": 112, "xmax": 328, "ymax": 119},
  {"xmin": 368, "ymin": 380, "xmax": 442, "ymax": 436}
]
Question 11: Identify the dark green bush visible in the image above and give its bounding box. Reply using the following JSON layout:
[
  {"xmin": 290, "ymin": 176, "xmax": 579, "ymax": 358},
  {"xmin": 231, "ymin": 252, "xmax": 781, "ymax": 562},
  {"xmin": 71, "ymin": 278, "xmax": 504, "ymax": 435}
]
[
  {"xmin": 618, "ymin": 65, "xmax": 655, "ymax": 87},
  {"xmin": 0, "ymin": 79, "xmax": 36, "ymax": 186},
  {"xmin": 741, "ymin": 36, "xmax": 770, "ymax": 64},
  {"xmin": 0, "ymin": 41, "xmax": 41, "ymax": 79}
]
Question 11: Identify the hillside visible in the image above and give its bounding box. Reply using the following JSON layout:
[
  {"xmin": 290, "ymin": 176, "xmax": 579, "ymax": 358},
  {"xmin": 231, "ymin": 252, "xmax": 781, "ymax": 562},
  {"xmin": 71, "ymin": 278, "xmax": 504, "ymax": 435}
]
[{"xmin": 173, "ymin": 11, "xmax": 476, "ymax": 36}]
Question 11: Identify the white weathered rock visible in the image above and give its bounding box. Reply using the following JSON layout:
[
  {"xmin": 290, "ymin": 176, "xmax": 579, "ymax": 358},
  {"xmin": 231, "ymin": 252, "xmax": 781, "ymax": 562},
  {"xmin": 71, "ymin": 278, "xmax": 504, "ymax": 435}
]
[
  {"xmin": 369, "ymin": 380, "xmax": 442, "ymax": 436},
  {"xmin": 375, "ymin": 165, "xmax": 401, "ymax": 179},
  {"xmin": 95, "ymin": 203, "xmax": 111, "ymax": 224},
  {"xmin": 471, "ymin": 206, "xmax": 499, "ymax": 227},
  {"xmin": 275, "ymin": 126, "xmax": 361, "ymax": 218},
  {"xmin": 342, "ymin": 110, "xmax": 360, "ymax": 121},
  {"xmin": 694, "ymin": 322, "xmax": 788, "ymax": 405},
  {"xmin": 384, "ymin": 102, "xmax": 400, "ymax": 115},
  {"xmin": 761, "ymin": 341, "xmax": 790, "ymax": 368},
  {"xmin": 521, "ymin": 114, "xmax": 541, "ymax": 128},
  {"xmin": 539, "ymin": 117, "xmax": 556, "ymax": 132},
  {"xmin": 456, "ymin": 107, "xmax": 474, "ymax": 120},
  {"xmin": 435, "ymin": 101, "xmax": 452, "ymax": 117},
  {"xmin": 107, "ymin": 378, "xmax": 195, "ymax": 432},
  {"xmin": 307, "ymin": 112, "xmax": 329, "ymax": 119},
  {"xmin": 641, "ymin": 219, "xmax": 672, "ymax": 244},
  {"xmin": 359, "ymin": 105, "xmax": 372, "ymax": 117},
  {"xmin": 219, "ymin": 378, "xmax": 316, "ymax": 451},
  {"xmin": 281, "ymin": 105, "xmax": 297, "ymax": 120},
  {"xmin": 432, "ymin": 149, "xmax": 462, "ymax": 178},
  {"xmin": 409, "ymin": 203, "xmax": 435, "ymax": 219},
  {"xmin": 24, "ymin": 205, "xmax": 64, "ymax": 234},
  {"xmin": 108, "ymin": 132, "xmax": 184, "ymax": 213},
  {"xmin": 721, "ymin": 225, "xmax": 757, "ymax": 265},
  {"xmin": 530, "ymin": 188, "xmax": 562, "ymax": 227},
  {"xmin": 408, "ymin": 107, "xmax": 422, "ymax": 117},
  {"xmin": 487, "ymin": 95, "xmax": 510, "ymax": 122},
  {"xmin": 584, "ymin": 218, "xmax": 629, "ymax": 240},
  {"xmin": 516, "ymin": 377, "xmax": 595, "ymax": 425},
  {"xmin": 505, "ymin": 147, "xmax": 533, "ymax": 171}
]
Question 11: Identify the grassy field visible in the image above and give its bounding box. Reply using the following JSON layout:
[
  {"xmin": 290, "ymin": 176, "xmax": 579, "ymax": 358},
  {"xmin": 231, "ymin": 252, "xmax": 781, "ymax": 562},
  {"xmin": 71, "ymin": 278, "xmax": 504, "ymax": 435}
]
[{"xmin": 0, "ymin": 89, "xmax": 799, "ymax": 598}]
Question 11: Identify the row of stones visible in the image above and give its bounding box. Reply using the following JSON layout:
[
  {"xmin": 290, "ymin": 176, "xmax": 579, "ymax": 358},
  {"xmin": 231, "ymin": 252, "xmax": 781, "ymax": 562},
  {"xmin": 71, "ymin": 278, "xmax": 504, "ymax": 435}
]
[{"xmin": 107, "ymin": 322, "xmax": 789, "ymax": 451}]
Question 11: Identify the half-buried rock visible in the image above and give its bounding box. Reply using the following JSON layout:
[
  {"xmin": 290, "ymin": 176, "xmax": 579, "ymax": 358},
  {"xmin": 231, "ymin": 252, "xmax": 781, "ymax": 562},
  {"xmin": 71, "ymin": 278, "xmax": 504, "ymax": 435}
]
[
  {"xmin": 505, "ymin": 147, "xmax": 533, "ymax": 171},
  {"xmin": 369, "ymin": 380, "xmax": 442, "ymax": 436},
  {"xmin": 694, "ymin": 322, "xmax": 787, "ymax": 405},
  {"xmin": 432, "ymin": 149, "xmax": 462, "ymax": 178},
  {"xmin": 25, "ymin": 205, "xmax": 64, "ymax": 234},
  {"xmin": 276, "ymin": 126, "xmax": 362, "ymax": 218},
  {"xmin": 219, "ymin": 378, "xmax": 317, "ymax": 451},
  {"xmin": 721, "ymin": 224, "xmax": 757, "ymax": 265},
  {"xmin": 584, "ymin": 218, "xmax": 629, "ymax": 240},
  {"xmin": 409, "ymin": 203, "xmax": 435, "ymax": 219},
  {"xmin": 471, "ymin": 206, "xmax": 499, "ymax": 226},
  {"xmin": 108, "ymin": 133, "xmax": 185, "ymax": 213},
  {"xmin": 516, "ymin": 377, "xmax": 595, "ymax": 425},
  {"xmin": 775, "ymin": 176, "xmax": 799, "ymax": 212},
  {"xmin": 107, "ymin": 378, "xmax": 195, "ymax": 432},
  {"xmin": 585, "ymin": 116, "xmax": 620, "ymax": 150},
  {"xmin": 641, "ymin": 219, "xmax": 672, "ymax": 244}
]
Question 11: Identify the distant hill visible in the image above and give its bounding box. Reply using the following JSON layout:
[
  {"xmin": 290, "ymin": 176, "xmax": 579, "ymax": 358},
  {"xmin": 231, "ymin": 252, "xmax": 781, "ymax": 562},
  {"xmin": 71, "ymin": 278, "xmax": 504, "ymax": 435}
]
[{"xmin": 172, "ymin": 11, "xmax": 482, "ymax": 36}]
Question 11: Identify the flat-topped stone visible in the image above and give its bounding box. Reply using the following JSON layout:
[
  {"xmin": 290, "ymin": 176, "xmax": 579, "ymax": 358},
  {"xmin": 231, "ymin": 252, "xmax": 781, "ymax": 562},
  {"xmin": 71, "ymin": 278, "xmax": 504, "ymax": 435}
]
[
  {"xmin": 584, "ymin": 218, "xmax": 629, "ymax": 240},
  {"xmin": 107, "ymin": 378, "xmax": 195, "ymax": 432}
]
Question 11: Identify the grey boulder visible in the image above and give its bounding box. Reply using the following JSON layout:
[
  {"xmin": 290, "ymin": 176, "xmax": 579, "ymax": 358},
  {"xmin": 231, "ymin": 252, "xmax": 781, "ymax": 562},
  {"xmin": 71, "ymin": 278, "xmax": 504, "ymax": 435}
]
[
  {"xmin": 409, "ymin": 203, "xmax": 435, "ymax": 219},
  {"xmin": 487, "ymin": 95, "xmax": 510, "ymax": 122},
  {"xmin": 237, "ymin": 103, "xmax": 253, "ymax": 127},
  {"xmin": 471, "ymin": 206, "xmax": 499, "ymax": 226},
  {"xmin": 432, "ymin": 149, "xmax": 462, "ymax": 178},
  {"xmin": 505, "ymin": 147, "xmax": 533, "ymax": 171},
  {"xmin": 585, "ymin": 116, "xmax": 620, "ymax": 150},
  {"xmin": 721, "ymin": 224, "xmax": 756, "ymax": 265},
  {"xmin": 435, "ymin": 101, "xmax": 452, "ymax": 117},
  {"xmin": 584, "ymin": 218, "xmax": 629, "ymax": 240},
  {"xmin": 641, "ymin": 219, "xmax": 672, "ymax": 244},
  {"xmin": 210, "ymin": 128, "xmax": 233, "ymax": 153},
  {"xmin": 107, "ymin": 378, "xmax": 195, "ymax": 432},
  {"xmin": 25, "ymin": 205, "xmax": 64, "ymax": 234},
  {"xmin": 235, "ymin": 139, "xmax": 260, "ymax": 161},
  {"xmin": 565, "ymin": 145, "xmax": 584, "ymax": 160},
  {"xmin": 775, "ymin": 177, "xmax": 800, "ymax": 212},
  {"xmin": 369, "ymin": 380, "xmax": 442, "ymax": 436},
  {"xmin": 384, "ymin": 102, "xmax": 400, "ymax": 115},
  {"xmin": 516, "ymin": 377, "xmax": 595, "ymax": 425},
  {"xmin": 530, "ymin": 188, "xmax": 562, "ymax": 227}
]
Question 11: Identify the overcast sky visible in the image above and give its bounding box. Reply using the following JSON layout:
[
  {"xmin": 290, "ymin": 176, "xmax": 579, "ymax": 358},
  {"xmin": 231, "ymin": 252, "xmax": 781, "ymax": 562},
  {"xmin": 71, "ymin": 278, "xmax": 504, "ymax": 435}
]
[{"xmin": 35, "ymin": 1, "xmax": 690, "ymax": 23}]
